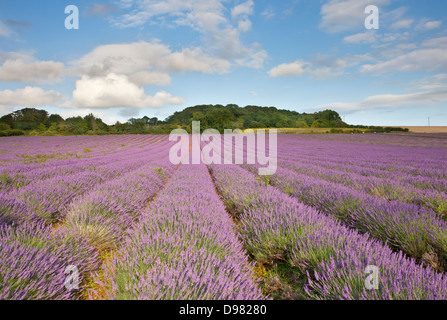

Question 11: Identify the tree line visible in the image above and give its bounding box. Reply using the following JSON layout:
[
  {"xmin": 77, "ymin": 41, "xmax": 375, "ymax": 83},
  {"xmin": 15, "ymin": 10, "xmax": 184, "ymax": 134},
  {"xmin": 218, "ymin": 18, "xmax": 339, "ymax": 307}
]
[{"xmin": 0, "ymin": 105, "xmax": 406, "ymax": 136}]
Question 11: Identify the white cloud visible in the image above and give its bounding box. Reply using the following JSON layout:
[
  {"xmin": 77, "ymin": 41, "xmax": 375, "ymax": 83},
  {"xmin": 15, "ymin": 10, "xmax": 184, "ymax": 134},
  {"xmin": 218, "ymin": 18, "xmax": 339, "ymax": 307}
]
[
  {"xmin": 0, "ymin": 54, "xmax": 65, "ymax": 83},
  {"xmin": 0, "ymin": 21, "xmax": 13, "ymax": 37},
  {"xmin": 0, "ymin": 87, "xmax": 64, "ymax": 107},
  {"xmin": 311, "ymin": 67, "xmax": 344, "ymax": 78},
  {"xmin": 417, "ymin": 20, "xmax": 442, "ymax": 31},
  {"xmin": 268, "ymin": 55, "xmax": 353, "ymax": 79},
  {"xmin": 112, "ymin": 0, "xmax": 266, "ymax": 69},
  {"xmin": 86, "ymin": 4, "xmax": 118, "ymax": 16},
  {"xmin": 310, "ymin": 55, "xmax": 347, "ymax": 78},
  {"xmin": 0, "ymin": 106, "xmax": 15, "ymax": 116},
  {"xmin": 114, "ymin": 0, "xmax": 226, "ymax": 29},
  {"xmin": 344, "ymin": 29, "xmax": 412, "ymax": 46},
  {"xmin": 66, "ymin": 41, "xmax": 240, "ymax": 113},
  {"xmin": 390, "ymin": 19, "xmax": 413, "ymax": 30},
  {"xmin": 362, "ymin": 48, "xmax": 447, "ymax": 74},
  {"xmin": 320, "ymin": 0, "xmax": 390, "ymax": 33},
  {"xmin": 234, "ymin": 44, "xmax": 267, "ymax": 69},
  {"xmin": 380, "ymin": 32, "xmax": 410, "ymax": 43},
  {"xmin": 71, "ymin": 41, "xmax": 231, "ymax": 85},
  {"xmin": 412, "ymin": 74, "xmax": 447, "ymax": 90},
  {"xmin": 383, "ymin": 7, "xmax": 407, "ymax": 22},
  {"xmin": 237, "ymin": 19, "xmax": 252, "ymax": 32},
  {"xmin": 231, "ymin": 0, "xmax": 254, "ymax": 19},
  {"xmin": 371, "ymin": 41, "xmax": 417, "ymax": 62},
  {"xmin": 311, "ymin": 54, "xmax": 348, "ymax": 69},
  {"xmin": 343, "ymin": 31, "xmax": 378, "ymax": 44},
  {"xmin": 422, "ymin": 37, "xmax": 447, "ymax": 49},
  {"xmin": 314, "ymin": 89, "xmax": 447, "ymax": 114},
  {"xmin": 231, "ymin": 0, "xmax": 254, "ymax": 32},
  {"xmin": 117, "ymin": 0, "xmax": 133, "ymax": 10},
  {"xmin": 160, "ymin": 47, "xmax": 231, "ymax": 73},
  {"xmin": 0, "ymin": 51, "xmax": 30, "ymax": 63},
  {"xmin": 261, "ymin": 8, "xmax": 275, "ymax": 21},
  {"xmin": 128, "ymin": 71, "xmax": 171, "ymax": 86},
  {"xmin": 268, "ymin": 61, "xmax": 308, "ymax": 77},
  {"xmin": 61, "ymin": 73, "xmax": 184, "ymax": 109},
  {"xmin": 71, "ymin": 42, "xmax": 171, "ymax": 82}
]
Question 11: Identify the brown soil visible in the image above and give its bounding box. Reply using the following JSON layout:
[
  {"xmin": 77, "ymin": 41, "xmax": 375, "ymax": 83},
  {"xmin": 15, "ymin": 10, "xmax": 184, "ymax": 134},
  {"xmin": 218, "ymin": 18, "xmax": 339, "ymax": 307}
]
[{"xmin": 402, "ymin": 126, "xmax": 447, "ymax": 133}]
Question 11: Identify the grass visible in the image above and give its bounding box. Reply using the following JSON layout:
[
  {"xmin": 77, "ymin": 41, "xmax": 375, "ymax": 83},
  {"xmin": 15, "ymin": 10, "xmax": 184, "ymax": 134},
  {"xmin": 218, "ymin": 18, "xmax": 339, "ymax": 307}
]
[
  {"xmin": 256, "ymin": 175, "xmax": 271, "ymax": 186},
  {"xmin": 83, "ymin": 249, "xmax": 117, "ymax": 300},
  {"xmin": 153, "ymin": 167, "xmax": 165, "ymax": 179},
  {"xmin": 249, "ymin": 128, "xmax": 371, "ymax": 134},
  {"xmin": 15, "ymin": 152, "xmax": 75, "ymax": 163},
  {"xmin": 403, "ymin": 126, "xmax": 447, "ymax": 133},
  {"xmin": 0, "ymin": 172, "xmax": 10, "ymax": 185},
  {"xmin": 255, "ymin": 260, "xmax": 308, "ymax": 300}
]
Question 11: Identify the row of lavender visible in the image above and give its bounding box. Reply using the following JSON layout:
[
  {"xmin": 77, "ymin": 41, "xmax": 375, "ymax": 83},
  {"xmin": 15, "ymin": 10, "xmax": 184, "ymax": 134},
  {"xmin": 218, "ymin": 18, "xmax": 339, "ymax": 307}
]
[
  {"xmin": 243, "ymin": 163, "xmax": 447, "ymax": 270},
  {"xmin": 2, "ymin": 132, "xmax": 446, "ymax": 300},
  {"xmin": 276, "ymin": 158, "xmax": 447, "ymax": 215},
  {"xmin": 277, "ymin": 153, "xmax": 447, "ymax": 190},
  {"xmin": 301, "ymin": 132, "xmax": 447, "ymax": 148},
  {"xmin": 1, "ymin": 135, "xmax": 265, "ymax": 300},
  {"xmin": 1, "ymin": 138, "xmax": 174, "ymax": 225},
  {"xmin": 0, "ymin": 137, "xmax": 176, "ymax": 299},
  {"xmin": 97, "ymin": 164, "xmax": 264, "ymax": 300},
  {"xmin": 232, "ymin": 134, "xmax": 447, "ymax": 268},
  {"xmin": 0, "ymin": 135, "xmax": 158, "ymax": 163},
  {"xmin": 277, "ymin": 134, "xmax": 447, "ymax": 180},
  {"xmin": 267, "ymin": 135, "xmax": 447, "ymax": 267},
  {"xmin": 209, "ymin": 163, "xmax": 447, "ymax": 299},
  {"xmin": 0, "ymin": 135, "xmax": 164, "ymax": 191}
]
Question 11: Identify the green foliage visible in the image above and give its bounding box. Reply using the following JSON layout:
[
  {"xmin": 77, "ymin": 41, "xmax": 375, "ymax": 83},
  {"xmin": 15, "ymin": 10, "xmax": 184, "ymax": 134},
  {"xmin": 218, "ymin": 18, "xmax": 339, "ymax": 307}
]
[
  {"xmin": 0, "ymin": 172, "xmax": 10, "ymax": 185},
  {"xmin": 0, "ymin": 123, "xmax": 11, "ymax": 131},
  {"xmin": 153, "ymin": 167, "xmax": 165, "ymax": 179},
  {"xmin": 348, "ymin": 125, "xmax": 410, "ymax": 133},
  {"xmin": 166, "ymin": 105, "xmax": 349, "ymax": 132},
  {"xmin": 256, "ymin": 175, "xmax": 271, "ymax": 186},
  {"xmin": 311, "ymin": 120, "xmax": 323, "ymax": 128},
  {"xmin": 260, "ymin": 261, "xmax": 308, "ymax": 300},
  {"xmin": 38, "ymin": 123, "xmax": 46, "ymax": 132},
  {"xmin": 329, "ymin": 128, "xmax": 344, "ymax": 134},
  {"xmin": 0, "ymin": 106, "xmax": 408, "ymax": 137},
  {"xmin": 45, "ymin": 114, "xmax": 64, "ymax": 127},
  {"xmin": 0, "ymin": 129, "xmax": 25, "ymax": 137}
]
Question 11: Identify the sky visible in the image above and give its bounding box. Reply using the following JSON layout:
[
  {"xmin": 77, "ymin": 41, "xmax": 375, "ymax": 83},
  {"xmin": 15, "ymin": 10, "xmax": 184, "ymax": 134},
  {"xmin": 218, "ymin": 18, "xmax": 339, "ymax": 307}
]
[{"xmin": 0, "ymin": 0, "xmax": 446, "ymax": 126}]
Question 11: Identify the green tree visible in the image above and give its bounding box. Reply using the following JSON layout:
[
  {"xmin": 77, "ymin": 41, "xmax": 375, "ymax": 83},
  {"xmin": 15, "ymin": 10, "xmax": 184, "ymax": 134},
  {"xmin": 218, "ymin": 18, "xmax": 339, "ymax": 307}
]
[
  {"xmin": 84, "ymin": 113, "xmax": 98, "ymax": 131},
  {"xmin": 149, "ymin": 117, "xmax": 158, "ymax": 126},
  {"xmin": 44, "ymin": 114, "xmax": 64, "ymax": 128},
  {"xmin": 66, "ymin": 117, "xmax": 88, "ymax": 134},
  {"xmin": 311, "ymin": 120, "xmax": 323, "ymax": 128},
  {"xmin": 204, "ymin": 108, "xmax": 234, "ymax": 132},
  {"xmin": 0, "ymin": 123, "xmax": 11, "ymax": 131}
]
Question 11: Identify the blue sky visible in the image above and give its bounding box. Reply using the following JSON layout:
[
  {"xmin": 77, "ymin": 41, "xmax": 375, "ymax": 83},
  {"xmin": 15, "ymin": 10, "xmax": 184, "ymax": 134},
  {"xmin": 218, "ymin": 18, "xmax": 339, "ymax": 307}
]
[{"xmin": 0, "ymin": 0, "xmax": 446, "ymax": 126}]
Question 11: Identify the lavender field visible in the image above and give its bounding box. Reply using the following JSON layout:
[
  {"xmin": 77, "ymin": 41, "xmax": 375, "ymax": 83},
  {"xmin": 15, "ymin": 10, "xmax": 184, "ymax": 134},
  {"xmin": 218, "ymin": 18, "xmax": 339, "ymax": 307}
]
[{"xmin": 1, "ymin": 133, "xmax": 447, "ymax": 300}]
